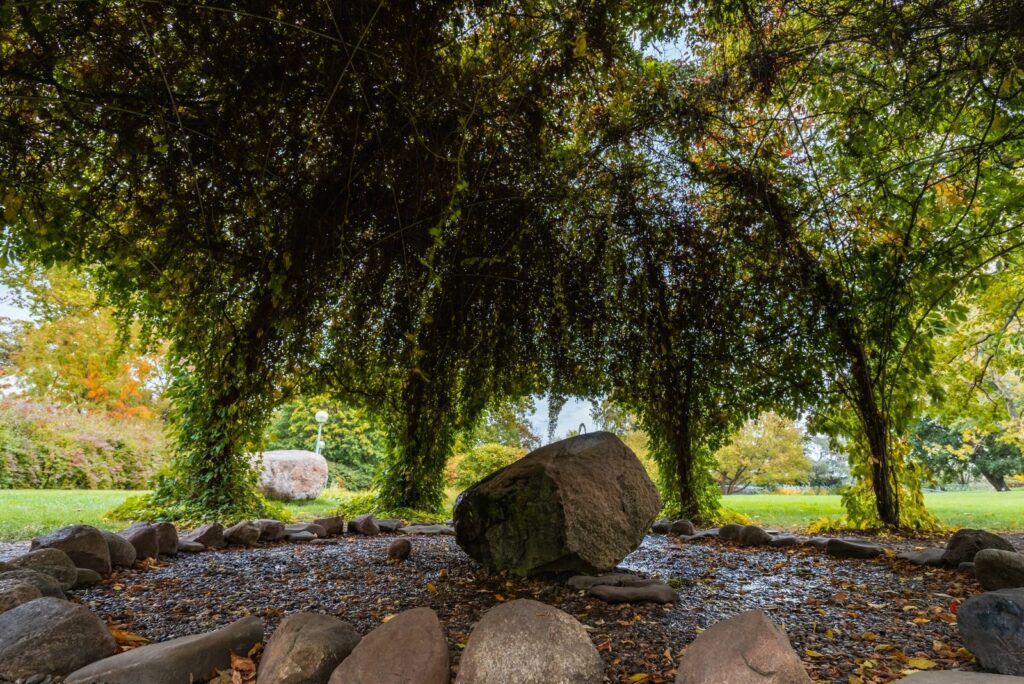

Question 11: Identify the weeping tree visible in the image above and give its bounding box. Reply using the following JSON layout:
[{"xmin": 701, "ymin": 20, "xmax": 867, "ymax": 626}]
[
  {"xmin": 690, "ymin": 0, "xmax": 1024, "ymax": 527},
  {"xmin": 0, "ymin": 0, "xmax": 673, "ymax": 518}
]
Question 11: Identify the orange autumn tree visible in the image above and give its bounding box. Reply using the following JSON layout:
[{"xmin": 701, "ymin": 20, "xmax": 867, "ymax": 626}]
[{"xmin": 3, "ymin": 265, "xmax": 167, "ymax": 418}]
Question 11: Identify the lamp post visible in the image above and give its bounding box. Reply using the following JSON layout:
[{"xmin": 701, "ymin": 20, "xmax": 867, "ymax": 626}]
[{"xmin": 314, "ymin": 410, "xmax": 329, "ymax": 456}]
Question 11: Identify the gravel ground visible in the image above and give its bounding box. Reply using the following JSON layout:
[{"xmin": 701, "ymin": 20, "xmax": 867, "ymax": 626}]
[{"xmin": 68, "ymin": 533, "xmax": 993, "ymax": 683}]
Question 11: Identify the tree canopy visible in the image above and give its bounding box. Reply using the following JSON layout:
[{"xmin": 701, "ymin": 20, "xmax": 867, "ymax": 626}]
[{"xmin": 2, "ymin": 0, "xmax": 1023, "ymax": 526}]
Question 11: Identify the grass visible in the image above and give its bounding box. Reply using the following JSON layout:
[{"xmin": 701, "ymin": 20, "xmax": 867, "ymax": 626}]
[
  {"xmin": 2, "ymin": 488, "xmax": 1022, "ymax": 541},
  {"xmin": 726, "ymin": 489, "xmax": 1024, "ymax": 531}
]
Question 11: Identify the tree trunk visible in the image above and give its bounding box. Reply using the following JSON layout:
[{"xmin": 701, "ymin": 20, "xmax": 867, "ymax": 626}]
[
  {"xmin": 843, "ymin": 337, "xmax": 900, "ymax": 526},
  {"xmin": 981, "ymin": 472, "xmax": 1011, "ymax": 492}
]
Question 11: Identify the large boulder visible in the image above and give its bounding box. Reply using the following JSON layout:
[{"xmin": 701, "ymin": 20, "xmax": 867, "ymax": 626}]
[
  {"xmin": 257, "ymin": 612, "xmax": 361, "ymax": 684},
  {"xmin": 122, "ymin": 523, "xmax": 160, "ymax": 560},
  {"xmin": 942, "ymin": 529, "xmax": 1015, "ymax": 567},
  {"xmin": 224, "ymin": 521, "xmax": 261, "ymax": 547},
  {"xmin": 976, "ymin": 549, "xmax": 1024, "ymax": 591},
  {"xmin": 0, "ymin": 569, "xmax": 65, "ymax": 598},
  {"xmin": 256, "ymin": 450, "xmax": 329, "ymax": 501},
  {"xmin": 456, "ymin": 599, "xmax": 603, "ymax": 684},
  {"xmin": 957, "ymin": 588, "xmax": 1024, "ymax": 675},
  {"xmin": 0, "ymin": 597, "xmax": 117, "ymax": 680},
  {"xmin": 256, "ymin": 519, "xmax": 287, "ymax": 542},
  {"xmin": 10, "ymin": 548, "xmax": 78, "ymax": 591},
  {"xmin": 675, "ymin": 610, "xmax": 812, "ymax": 684},
  {"xmin": 30, "ymin": 525, "xmax": 112, "ymax": 575},
  {"xmin": 0, "ymin": 579, "xmax": 41, "ymax": 614},
  {"xmin": 327, "ymin": 608, "xmax": 448, "ymax": 684},
  {"xmin": 153, "ymin": 522, "xmax": 179, "ymax": 556},
  {"xmin": 182, "ymin": 523, "xmax": 226, "ymax": 549},
  {"xmin": 453, "ymin": 432, "xmax": 661, "ymax": 575},
  {"xmin": 65, "ymin": 616, "xmax": 264, "ymax": 684},
  {"xmin": 101, "ymin": 531, "xmax": 137, "ymax": 568}
]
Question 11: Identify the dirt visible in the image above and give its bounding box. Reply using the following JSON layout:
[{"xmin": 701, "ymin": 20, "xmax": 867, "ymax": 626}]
[{"xmin": 69, "ymin": 533, "xmax": 993, "ymax": 683}]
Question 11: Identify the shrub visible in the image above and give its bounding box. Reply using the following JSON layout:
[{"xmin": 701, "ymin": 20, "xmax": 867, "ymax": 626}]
[
  {"xmin": 452, "ymin": 443, "xmax": 525, "ymax": 490},
  {"xmin": 0, "ymin": 400, "xmax": 166, "ymax": 489}
]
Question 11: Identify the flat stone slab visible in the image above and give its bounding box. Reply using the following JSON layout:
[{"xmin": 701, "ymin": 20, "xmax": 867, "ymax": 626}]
[
  {"xmin": 826, "ymin": 539, "xmax": 885, "ymax": 559},
  {"xmin": 768, "ymin": 535, "xmax": 800, "ymax": 548},
  {"xmin": 398, "ymin": 524, "xmax": 454, "ymax": 536},
  {"xmin": 376, "ymin": 519, "xmax": 404, "ymax": 533},
  {"xmin": 589, "ymin": 582, "xmax": 678, "ymax": 604},
  {"xmin": 567, "ymin": 574, "xmax": 663, "ymax": 590},
  {"xmin": 177, "ymin": 541, "xmax": 205, "ymax": 553},
  {"xmin": 65, "ymin": 616, "xmax": 264, "ymax": 684},
  {"xmin": 898, "ymin": 548, "xmax": 946, "ymax": 567}
]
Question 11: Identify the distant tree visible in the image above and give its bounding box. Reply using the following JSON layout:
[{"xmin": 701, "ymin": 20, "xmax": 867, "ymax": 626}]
[
  {"xmin": 589, "ymin": 398, "xmax": 637, "ymax": 436},
  {"xmin": 469, "ymin": 397, "xmax": 541, "ymax": 451},
  {"xmin": 1, "ymin": 266, "xmax": 166, "ymax": 417},
  {"xmin": 805, "ymin": 434, "xmax": 850, "ymax": 489},
  {"xmin": 911, "ymin": 417, "xmax": 1024, "ymax": 492},
  {"xmin": 713, "ymin": 412, "xmax": 811, "ymax": 494}
]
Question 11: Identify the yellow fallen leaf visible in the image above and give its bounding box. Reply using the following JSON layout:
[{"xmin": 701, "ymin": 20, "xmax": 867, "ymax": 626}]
[
  {"xmin": 862, "ymin": 632, "xmax": 877, "ymax": 641},
  {"xmin": 907, "ymin": 657, "xmax": 937, "ymax": 670},
  {"xmin": 628, "ymin": 675, "xmax": 650, "ymax": 683},
  {"xmin": 805, "ymin": 649, "xmax": 825, "ymax": 658},
  {"xmin": 426, "ymin": 582, "xmax": 437, "ymax": 594},
  {"xmin": 912, "ymin": 617, "xmax": 931, "ymax": 624},
  {"xmin": 494, "ymin": 593, "xmax": 506, "ymax": 602}
]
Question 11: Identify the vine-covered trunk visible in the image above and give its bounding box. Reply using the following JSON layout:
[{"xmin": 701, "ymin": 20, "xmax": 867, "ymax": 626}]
[
  {"xmin": 377, "ymin": 369, "xmax": 452, "ymax": 512},
  {"xmin": 844, "ymin": 339, "xmax": 900, "ymax": 527}
]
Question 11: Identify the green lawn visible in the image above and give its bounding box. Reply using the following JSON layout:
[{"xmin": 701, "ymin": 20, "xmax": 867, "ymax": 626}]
[
  {"xmin": 0, "ymin": 489, "xmax": 360, "ymax": 541},
  {"xmin": 2, "ymin": 488, "xmax": 1022, "ymax": 541},
  {"xmin": 726, "ymin": 490, "xmax": 1024, "ymax": 531}
]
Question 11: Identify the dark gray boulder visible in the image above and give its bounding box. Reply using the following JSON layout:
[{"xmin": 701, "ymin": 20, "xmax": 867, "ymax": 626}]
[
  {"xmin": 738, "ymin": 525, "xmax": 772, "ymax": 546},
  {"xmin": 257, "ymin": 613, "xmax": 360, "ymax": 684},
  {"xmin": 957, "ymin": 588, "xmax": 1024, "ymax": 675},
  {"xmin": 177, "ymin": 541, "xmax": 205, "ymax": 553},
  {"xmin": 826, "ymin": 539, "xmax": 884, "ymax": 559},
  {"xmin": 0, "ymin": 579, "xmax": 41, "ymax": 614},
  {"xmin": 347, "ymin": 515, "xmax": 380, "ymax": 536},
  {"xmin": 286, "ymin": 531, "xmax": 316, "ymax": 543},
  {"xmin": 976, "ymin": 549, "xmax": 1024, "ymax": 591},
  {"xmin": 942, "ymin": 529, "xmax": 1015, "ymax": 567},
  {"xmin": 669, "ymin": 520, "xmax": 696, "ymax": 536},
  {"xmin": 675, "ymin": 609, "xmax": 812, "ymax": 683},
  {"xmin": 0, "ymin": 569, "xmax": 64, "ymax": 598},
  {"xmin": 718, "ymin": 523, "xmax": 744, "ymax": 541},
  {"xmin": 10, "ymin": 549, "xmax": 78, "ymax": 591},
  {"xmin": 0, "ymin": 597, "xmax": 117, "ymax": 680},
  {"xmin": 255, "ymin": 519, "xmax": 286, "ymax": 541},
  {"xmin": 651, "ymin": 519, "xmax": 672, "ymax": 534},
  {"xmin": 153, "ymin": 522, "xmax": 179, "ymax": 555},
  {"xmin": 589, "ymin": 582, "xmax": 678, "ymax": 604},
  {"xmin": 181, "ymin": 523, "xmax": 226, "ymax": 549},
  {"xmin": 74, "ymin": 568, "xmax": 103, "ymax": 588},
  {"xmin": 454, "ymin": 432, "xmax": 661, "ymax": 575},
  {"xmin": 224, "ymin": 521, "xmax": 261, "ymax": 547},
  {"xmin": 65, "ymin": 616, "xmax": 264, "ymax": 684},
  {"xmin": 455, "ymin": 599, "xmax": 602, "ymax": 684},
  {"xmin": 328, "ymin": 608, "xmax": 448, "ymax": 684},
  {"xmin": 30, "ymin": 525, "xmax": 111, "ymax": 576},
  {"xmin": 101, "ymin": 532, "xmax": 137, "ymax": 568},
  {"xmin": 387, "ymin": 539, "xmax": 412, "ymax": 562},
  {"xmin": 121, "ymin": 524, "xmax": 159, "ymax": 560},
  {"xmin": 313, "ymin": 516, "xmax": 345, "ymax": 536}
]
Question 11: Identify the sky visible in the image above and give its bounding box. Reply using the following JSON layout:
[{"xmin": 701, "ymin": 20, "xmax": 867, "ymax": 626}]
[
  {"xmin": 527, "ymin": 395, "xmax": 599, "ymax": 442},
  {"xmin": 0, "ymin": 283, "xmax": 29, "ymax": 320}
]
